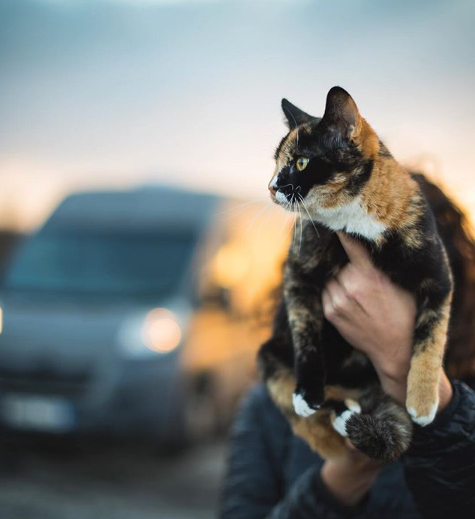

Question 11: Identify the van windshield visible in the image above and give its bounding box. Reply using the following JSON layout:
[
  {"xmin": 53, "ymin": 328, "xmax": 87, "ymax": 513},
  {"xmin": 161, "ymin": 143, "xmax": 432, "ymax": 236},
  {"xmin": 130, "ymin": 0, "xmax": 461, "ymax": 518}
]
[{"xmin": 3, "ymin": 229, "xmax": 198, "ymax": 300}]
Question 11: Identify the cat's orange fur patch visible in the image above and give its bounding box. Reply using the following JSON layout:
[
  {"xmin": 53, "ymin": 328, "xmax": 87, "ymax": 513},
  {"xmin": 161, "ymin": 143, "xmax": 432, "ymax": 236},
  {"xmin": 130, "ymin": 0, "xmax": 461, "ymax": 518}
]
[
  {"xmin": 353, "ymin": 118, "xmax": 380, "ymax": 159},
  {"xmin": 267, "ymin": 367, "xmax": 358, "ymax": 458},
  {"xmin": 267, "ymin": 369, "xmax": 295, "ymax": 412},
  {"xmin": 291, "ymin": 409, "xmax": 347, "ymax": 459},
  {"xmin": 406, "ymin": 295, "xmax": 452, "ymax": 419},
  {"xmin": 360, "ymin": 160, "xmax": 420, "ymax": 231},
  {"xmin": 324, "ymin": 385, "xmax": 362, "ymax": 402}
]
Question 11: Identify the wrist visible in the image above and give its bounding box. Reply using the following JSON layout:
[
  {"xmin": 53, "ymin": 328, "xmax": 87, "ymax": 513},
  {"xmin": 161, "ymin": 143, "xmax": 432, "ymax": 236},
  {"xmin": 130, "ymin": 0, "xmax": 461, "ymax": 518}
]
[
  {"xmin": 437, "ymin": 371, "xmax": 453, "ymax": 411},
  {"xmin": 372, "ymin": 362, "xmax": 408, "ymax": 406},
  {"xmin": 378, "ymin": 371, "xmax": 407, "ymax": 405},
  {"xmin": 374, "ymin": 364, "xmax": 453, "ymax": 413},
  {"xmin": 321, "ymin": 456, "xmax": 381, "ymax": 507}
]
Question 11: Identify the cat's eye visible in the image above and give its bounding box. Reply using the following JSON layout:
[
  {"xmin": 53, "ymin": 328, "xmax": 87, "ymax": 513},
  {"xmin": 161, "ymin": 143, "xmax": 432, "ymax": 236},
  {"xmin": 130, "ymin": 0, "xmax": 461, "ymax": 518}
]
[{"xmin": 295, "ymin": 157, "xmax": 309, "ymax": 172}]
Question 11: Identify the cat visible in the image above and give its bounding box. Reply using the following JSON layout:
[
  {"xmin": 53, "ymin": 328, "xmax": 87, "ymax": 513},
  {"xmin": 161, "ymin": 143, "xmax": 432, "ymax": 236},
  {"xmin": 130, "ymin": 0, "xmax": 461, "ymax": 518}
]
[{"xmin": 257, "ymin": 86, "xmax": 453, "ymax": 461}]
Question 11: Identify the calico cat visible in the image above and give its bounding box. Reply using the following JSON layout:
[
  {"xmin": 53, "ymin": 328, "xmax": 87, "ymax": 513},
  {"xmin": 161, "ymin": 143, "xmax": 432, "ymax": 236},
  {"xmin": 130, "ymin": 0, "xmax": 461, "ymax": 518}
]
[{"xmin": 257, "ymin": 87, "xmax": 453, "ymax": 461}]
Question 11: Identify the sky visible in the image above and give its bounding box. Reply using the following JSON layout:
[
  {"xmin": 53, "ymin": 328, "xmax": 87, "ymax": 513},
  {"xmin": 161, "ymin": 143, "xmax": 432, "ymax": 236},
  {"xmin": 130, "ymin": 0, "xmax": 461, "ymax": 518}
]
[{"xmin": 0, "ymin": 0, "xmax": 474, "ymax": 229}]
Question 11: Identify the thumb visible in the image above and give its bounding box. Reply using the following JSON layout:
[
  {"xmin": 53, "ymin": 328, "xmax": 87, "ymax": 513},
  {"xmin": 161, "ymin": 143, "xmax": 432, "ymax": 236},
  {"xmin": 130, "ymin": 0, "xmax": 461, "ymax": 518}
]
[{"xmin": 336, "ymin": 232, "xmax": 372, "ymax": 268}]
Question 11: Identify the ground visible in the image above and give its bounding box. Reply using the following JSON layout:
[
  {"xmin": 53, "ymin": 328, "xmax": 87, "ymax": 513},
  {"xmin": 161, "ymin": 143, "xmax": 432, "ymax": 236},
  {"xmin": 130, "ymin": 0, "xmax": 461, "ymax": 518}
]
[{"xmin": 0, "ymin": 437, "xmax": 226, "ymax": 519}]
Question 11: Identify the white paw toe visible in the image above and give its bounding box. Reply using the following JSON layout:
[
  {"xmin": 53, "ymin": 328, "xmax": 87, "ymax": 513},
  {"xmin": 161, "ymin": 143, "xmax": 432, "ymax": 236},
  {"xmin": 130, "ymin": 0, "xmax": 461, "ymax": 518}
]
[
  {"xmin": 332, "ymin": 410, "xmax": 352, "ymax": 437},
  {"xmin": 332, "ymin": 405, "xmax": 361, "ymax": 438},
  {"xmin": 292, "ymin": 393, "xmax": 317, "ymax": 417},
  {"xmin": 345, "ymin": 400, "xmax": 361, "ymax": 414},
  {"xmin": 407, "ymin": 402, "xmax": 438, "ymax": 426}
]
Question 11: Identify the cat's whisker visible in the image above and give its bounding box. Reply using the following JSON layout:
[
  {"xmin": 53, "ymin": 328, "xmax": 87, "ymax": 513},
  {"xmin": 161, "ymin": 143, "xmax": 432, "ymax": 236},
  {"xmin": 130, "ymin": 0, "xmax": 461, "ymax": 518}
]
[
  {"xmin": 283, "ymin": 211, "xmax": 295, "ymax": 240},
  {"xmin": 291, "ymin": 195, "xmax": 298, "ymax": 250},
  {"xmin": 242, "ymin": 201, "xmax": 272, "ymax": 241},
  {"xmin": 257, "ymin": 199, "xmax": 276, "ymax": 242},
  {"xmin": 298, "ymin": 193, "xmax": 320, "ymax": 238},
  {"xmin": 298, "ymin": 204, "xmax": 304, "ymax": 255},
  {"xmin": 214, "ymin": 196, "xmax": 269, "ymax": 217},
  {"xmin": 294, "ymin": 196, "xmax": 302, "ymax": 255},
  {"xmin": 289, "ymin": 202, "xmax": 294, "ymax": 247},
  {"xmin": 282, "ymin": 200, "xmax": 296, "ymax": 240}
]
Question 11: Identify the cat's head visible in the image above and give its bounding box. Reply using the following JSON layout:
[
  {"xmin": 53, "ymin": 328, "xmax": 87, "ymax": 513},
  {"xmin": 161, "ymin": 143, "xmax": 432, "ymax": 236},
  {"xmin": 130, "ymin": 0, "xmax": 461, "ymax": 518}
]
[{"xmin": 269, "ymin": 87, "xmax": 382, "ymax": 216}]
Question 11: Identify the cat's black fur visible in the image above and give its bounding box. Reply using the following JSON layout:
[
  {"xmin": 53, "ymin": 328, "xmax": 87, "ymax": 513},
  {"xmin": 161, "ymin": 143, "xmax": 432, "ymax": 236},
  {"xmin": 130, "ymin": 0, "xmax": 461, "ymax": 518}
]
[{"xmin": 257, "ymin": 87, "xmax": 453, "ymax": 461}]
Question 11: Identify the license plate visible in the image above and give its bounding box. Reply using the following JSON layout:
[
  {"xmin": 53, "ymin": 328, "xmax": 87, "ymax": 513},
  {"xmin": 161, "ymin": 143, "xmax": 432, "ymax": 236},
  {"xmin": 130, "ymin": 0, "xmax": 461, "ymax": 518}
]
[{"xmin": 1, "ymin": 394, "xmax": 75, "ymax": 432}]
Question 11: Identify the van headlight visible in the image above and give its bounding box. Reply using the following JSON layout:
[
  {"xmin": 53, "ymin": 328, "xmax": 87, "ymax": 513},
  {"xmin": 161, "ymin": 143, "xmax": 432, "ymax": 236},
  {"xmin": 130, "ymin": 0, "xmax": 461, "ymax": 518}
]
[
  {"xmin": 118, "ymin": 308, "xmax": 182, "ymax": 358},
  {"xmin": 141, "ymin": 308, "xmax": 181, "ymax": 353}
]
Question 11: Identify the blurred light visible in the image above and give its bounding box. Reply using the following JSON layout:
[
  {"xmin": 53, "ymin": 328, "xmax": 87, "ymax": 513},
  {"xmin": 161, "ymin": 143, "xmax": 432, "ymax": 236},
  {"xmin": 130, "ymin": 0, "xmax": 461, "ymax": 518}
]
[
  {"xmin": 141, "ymin": 308, "xmax": 181, "ymax": 353},
  {"xmin": 0, "ymin": 307, "xmax": 3, "ymax": 335},
  {"xmin": 213, "ymin": 243, "xmax": 249, "ymax": 289}
]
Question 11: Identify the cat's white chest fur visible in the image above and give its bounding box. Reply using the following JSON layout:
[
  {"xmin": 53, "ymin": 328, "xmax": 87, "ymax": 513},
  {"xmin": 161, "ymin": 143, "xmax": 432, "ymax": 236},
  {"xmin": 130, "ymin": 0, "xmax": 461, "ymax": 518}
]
[{"xmin": 312, "ymin": 197, "xmax": 386, "ymax": 241}]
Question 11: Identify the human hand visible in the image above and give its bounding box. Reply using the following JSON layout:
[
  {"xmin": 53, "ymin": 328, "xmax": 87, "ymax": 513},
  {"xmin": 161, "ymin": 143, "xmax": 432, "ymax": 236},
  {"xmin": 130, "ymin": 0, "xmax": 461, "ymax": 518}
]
[
  {"xmin": 321, "ymin": 439, "xmax": 383, "ymax": 506},
  {"xmin": 322, "ymin": 232, "xmax": 452, "ymax": 409}
]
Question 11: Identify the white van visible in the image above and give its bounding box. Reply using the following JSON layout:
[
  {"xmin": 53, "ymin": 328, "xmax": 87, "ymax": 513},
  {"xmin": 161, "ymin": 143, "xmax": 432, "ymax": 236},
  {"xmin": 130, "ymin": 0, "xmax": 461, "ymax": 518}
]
[{"xmin": 0, "ymin": 185, "xmax": 287, "ymax": 447}]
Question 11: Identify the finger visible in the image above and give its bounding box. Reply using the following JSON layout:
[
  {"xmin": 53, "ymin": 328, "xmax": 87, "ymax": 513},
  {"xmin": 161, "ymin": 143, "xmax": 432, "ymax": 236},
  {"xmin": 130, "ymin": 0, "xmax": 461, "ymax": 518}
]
[
  {"xmin": 321, "ymin": 287, "xmax": 334, "ymax": 320},
  {"xmin": 325, "ymin": 277, "xmax": 347, "ymax": 311},
  {"xmin": 336, "ymin": 231, "xmax": 372, "ymax": 269},
  {"xmin": 335, "ymin": 267, "xmax": 368, "ymax": 313},
  {"xmin": 334, "ymin": 266, "xmax": 352, "ymax": 296},
  {"xmin": 322, "ymin": 286, "xmax": 330, "ymax": 308},
  {"xmin": 335, "ymin": 266, "xmax": 359, "ymax": 299},
  {"xmin": 323, "ymin": 279, "xmax": 352, "ymax": 321}
]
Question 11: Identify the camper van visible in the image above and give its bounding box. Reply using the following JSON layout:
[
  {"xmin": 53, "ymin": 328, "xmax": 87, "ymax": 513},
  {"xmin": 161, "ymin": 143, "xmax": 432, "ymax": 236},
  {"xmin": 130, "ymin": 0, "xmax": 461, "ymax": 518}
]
[{"xmin": 0, "ymin": 186, "xmax": 286, "ymax": 447}]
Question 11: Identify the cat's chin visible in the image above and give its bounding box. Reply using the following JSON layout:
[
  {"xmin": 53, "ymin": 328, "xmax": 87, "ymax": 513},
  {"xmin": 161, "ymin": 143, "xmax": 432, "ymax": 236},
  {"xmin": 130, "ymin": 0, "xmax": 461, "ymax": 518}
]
[
  {"xmin": 271, "ymin": 193, "xmax": 302, "ymax": 213},
  {"xmin": 273, "ymin": 191, "xmax": 289, "ymax": 206}
]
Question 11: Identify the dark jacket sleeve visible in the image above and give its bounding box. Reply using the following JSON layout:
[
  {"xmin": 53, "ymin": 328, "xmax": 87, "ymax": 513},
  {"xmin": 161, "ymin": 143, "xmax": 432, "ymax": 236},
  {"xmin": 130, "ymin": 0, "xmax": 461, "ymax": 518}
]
[
  {"xmin": 403, "ymin": 380, "xmax": 475, "ymax": 519},
  {"xmin": 219, "ymin": 385, "xmax": 376, "ymax": 519}
]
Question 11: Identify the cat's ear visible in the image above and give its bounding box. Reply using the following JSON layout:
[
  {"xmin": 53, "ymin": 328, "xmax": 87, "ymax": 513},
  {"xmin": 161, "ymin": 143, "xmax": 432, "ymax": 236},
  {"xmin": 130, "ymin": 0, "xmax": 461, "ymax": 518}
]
[
  {"xmin": 322, "ymin": 87, "xmax": 361, "ymax": 140},
  {"xmin": 281, "ymin": 99, "xmax": 314, "ymax": 129}
]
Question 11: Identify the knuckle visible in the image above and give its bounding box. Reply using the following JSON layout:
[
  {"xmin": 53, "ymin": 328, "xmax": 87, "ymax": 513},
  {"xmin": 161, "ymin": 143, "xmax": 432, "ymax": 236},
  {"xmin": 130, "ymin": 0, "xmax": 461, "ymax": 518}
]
[
  {"xmin": 341, "ymin": 277, "xmax": 361, "ymax": 300},
  {"xmin": 329, "ymin": 296, "xmax": 349, "ymax": 317},
  {"xmin": 332, "ymin": 297, "xmax": 344, "ymax": 312},
  {"xmin": 338, "ymin": 271, "xmax": 355, "ymax": 293},
  {"xmin": 323, "ymin": 303, "xmax": 336, "ymax": 320},
  {"xmin": 345, "ymin": 283, "xmax": 359, "ymax": 299},
  {"xmin": 326, "ymin": 278, "xmax": 338, "ymax": 292}
]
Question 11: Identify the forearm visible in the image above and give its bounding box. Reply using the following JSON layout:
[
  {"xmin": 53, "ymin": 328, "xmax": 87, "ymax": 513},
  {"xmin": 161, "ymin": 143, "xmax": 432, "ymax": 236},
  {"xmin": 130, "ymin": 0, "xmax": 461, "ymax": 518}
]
[
  {"xmin": 265, "ymin": 467, "xmax": 370, "ymax": 519},
  {"xmin": 220, "ymin": 386, "xmax": 369, "ymax": 519},
  {"xmin": 320, "ymin": 455, "xmax": 380, "ymax": 507},
  {"xmin": 403, "ymin": 380, "xmax": 475, "ymax": 518}
]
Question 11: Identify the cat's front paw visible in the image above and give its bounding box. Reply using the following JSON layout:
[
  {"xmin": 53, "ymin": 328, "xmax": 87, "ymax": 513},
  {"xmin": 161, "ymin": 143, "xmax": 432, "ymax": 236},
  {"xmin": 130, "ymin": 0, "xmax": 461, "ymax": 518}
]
[
  {"xmin": 292, "ymin": 393, "xmax": 316, "ymax": 417},
  {"xmin": 406, "ymin": 396, "xmax": 439, "ymax": 427},
  {"xmin": 331, "ymin": 400, "xmax": 362, "ymax": 437},
  {"xmin": 292, "ymin": 389, "xmax": 323, "ymax": 417}
]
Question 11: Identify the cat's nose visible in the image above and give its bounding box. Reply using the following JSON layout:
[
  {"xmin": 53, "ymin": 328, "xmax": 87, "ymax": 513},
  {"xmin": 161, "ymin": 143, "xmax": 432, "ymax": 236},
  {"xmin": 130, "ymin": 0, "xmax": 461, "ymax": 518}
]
[{"xmin": 268, "ymin": 176, "xmax": 278, "ymax": 196}]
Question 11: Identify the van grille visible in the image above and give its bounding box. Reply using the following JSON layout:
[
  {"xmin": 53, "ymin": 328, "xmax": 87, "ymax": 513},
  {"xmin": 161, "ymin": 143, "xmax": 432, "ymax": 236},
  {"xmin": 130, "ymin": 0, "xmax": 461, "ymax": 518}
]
[{"xmin": 0, "ymin": 366, "xmax": 90, "ymax": 397}]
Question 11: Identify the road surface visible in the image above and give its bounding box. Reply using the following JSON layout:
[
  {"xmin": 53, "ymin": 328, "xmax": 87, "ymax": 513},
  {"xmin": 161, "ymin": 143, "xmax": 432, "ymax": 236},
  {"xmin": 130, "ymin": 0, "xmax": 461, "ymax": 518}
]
[{"xmin": 0, "ymin": 437, "xmax": 227, "ymax": 519}]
